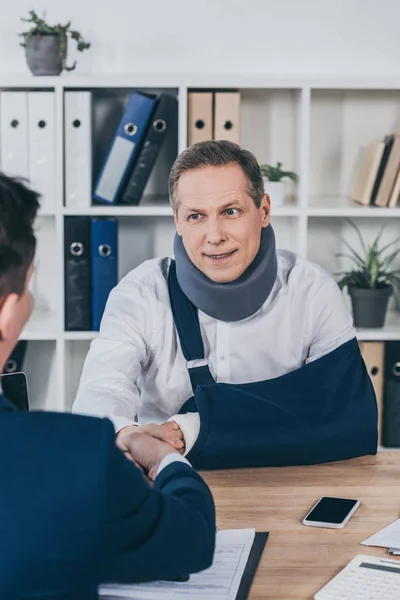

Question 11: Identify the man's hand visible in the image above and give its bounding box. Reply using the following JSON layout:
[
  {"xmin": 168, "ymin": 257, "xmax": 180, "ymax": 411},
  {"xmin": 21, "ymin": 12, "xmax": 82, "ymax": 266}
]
[
  {"xmin": 117, "ymin": 421, "xmax": 185, "ymax": 454},
  {"xmin": 159, "ymin": 421, "xmax": 185, "ymax": 453},
  {"xmin": 116, "ymin": 431, "xmax": 179, "ymax": 480}
]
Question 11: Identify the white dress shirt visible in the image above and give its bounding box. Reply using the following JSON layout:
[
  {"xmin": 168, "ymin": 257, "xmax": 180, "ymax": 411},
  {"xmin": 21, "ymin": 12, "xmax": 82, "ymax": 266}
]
[{"xmin": 72, "ymin": 249, "xmax": 356, "ymax": 454}]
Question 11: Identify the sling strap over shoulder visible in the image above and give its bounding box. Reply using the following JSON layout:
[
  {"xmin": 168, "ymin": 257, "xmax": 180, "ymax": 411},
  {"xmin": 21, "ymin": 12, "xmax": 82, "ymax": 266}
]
[{"xmin": 168, "ymin": 260, "xmax": 215, "ymax": 392}]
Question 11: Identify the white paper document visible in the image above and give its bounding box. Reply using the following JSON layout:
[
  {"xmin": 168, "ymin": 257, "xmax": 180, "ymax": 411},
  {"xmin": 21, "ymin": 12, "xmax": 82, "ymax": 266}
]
[
  {"xmin": 99, "ymin": 528, "xmax": 256, "ymax": 600},
  {"xmin": 361, "ymin": 518, "xmax": 400, "ymax": 550}
]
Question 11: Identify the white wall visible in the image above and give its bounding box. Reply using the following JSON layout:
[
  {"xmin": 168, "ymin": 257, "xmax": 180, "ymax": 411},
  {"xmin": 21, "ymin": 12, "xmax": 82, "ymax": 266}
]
[{"xmin": 0, "ymin": 0, "xmax": 399, "ymax": 77}]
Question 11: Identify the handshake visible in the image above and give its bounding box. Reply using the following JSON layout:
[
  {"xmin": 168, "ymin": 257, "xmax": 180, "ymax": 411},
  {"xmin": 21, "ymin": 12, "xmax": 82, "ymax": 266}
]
[{"xmin": 116, "ymin": 421, "xmax": 185, "ymax": 481}]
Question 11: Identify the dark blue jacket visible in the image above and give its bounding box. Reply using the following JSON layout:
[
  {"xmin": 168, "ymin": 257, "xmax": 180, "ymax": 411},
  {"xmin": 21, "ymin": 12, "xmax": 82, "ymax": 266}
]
[{"xmin": 0, "ymin": 395, "xmax": 216, "ymax": 600}]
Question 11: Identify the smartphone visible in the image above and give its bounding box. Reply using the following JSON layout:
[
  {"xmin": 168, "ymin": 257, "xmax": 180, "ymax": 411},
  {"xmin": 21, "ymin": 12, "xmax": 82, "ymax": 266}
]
[
  {"xmin": 302, "ymin": 496, "xmax": 360, "ymax": 529},
  {"xmin": 0, "ymin": 371, "xmax": 30, "ymax": 411}
]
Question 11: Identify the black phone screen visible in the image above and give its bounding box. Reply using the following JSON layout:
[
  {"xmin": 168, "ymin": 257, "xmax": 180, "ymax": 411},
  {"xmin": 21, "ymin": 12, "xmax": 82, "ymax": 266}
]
[{"xmin": 304, "ymin": 497, "xmax": 358, "ymax": 524}]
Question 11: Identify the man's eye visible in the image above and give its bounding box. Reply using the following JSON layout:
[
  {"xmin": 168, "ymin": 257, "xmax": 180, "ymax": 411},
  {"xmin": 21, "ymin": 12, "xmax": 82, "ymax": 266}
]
[
  {"xmin": 188, "ymin": 214, "xmax": 200, "ymax": 221},
  {"xmin": 225, "ymin": 208, "xmax": 238, "ymax": 216}
]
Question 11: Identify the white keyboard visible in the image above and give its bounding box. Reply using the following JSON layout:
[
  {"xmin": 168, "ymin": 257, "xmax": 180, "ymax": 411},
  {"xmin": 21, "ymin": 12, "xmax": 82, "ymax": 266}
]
[{"xmin": 315, "ymin": 554, "xmax": 400, "ymax": 599}]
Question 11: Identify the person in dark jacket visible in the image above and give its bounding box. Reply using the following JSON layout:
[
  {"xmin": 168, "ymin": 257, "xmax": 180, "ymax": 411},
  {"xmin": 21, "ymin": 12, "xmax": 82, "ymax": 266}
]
[{"xmin": 0, "ymin": 172, "xmax": 216, "ymax": 600}]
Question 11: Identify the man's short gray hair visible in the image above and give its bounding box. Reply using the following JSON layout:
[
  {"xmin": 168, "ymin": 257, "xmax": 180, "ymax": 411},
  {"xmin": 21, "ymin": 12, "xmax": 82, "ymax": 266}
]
[{"xmin": 169, "ymin": 140, "xmax": 265, "ymax": 213}]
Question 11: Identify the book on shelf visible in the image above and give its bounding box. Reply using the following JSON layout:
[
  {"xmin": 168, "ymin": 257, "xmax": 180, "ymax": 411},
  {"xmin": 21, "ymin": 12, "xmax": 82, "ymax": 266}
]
[
  {"xmin": 388, "ymin": 168, "xmax": 400, "ymax": 208},
  {"xmin": 350, "ymin": 133, "xmax": 400, "ymax": 208},
  {"xmin": 187, "ymin": 90, "xmax": 241, "ymax": 146},
  {"xmin": 64, "ymin": 216, "xmax": 118, "ymax": 332},
  {"xmin": 93, "ymin": 91, "xmax": 157, "ymax": 206},
  {"xmin": 187, "ymin": 91, "xmax": 213, "ymax": 145},
  {"xmin": 350, "ymin": 140, "xmax": 385, "ymax": 206},
  {"xmin": 359, "ymin": 341, "xmax": 384, "ymax": 446},
  {"xmin": 92, "ymin": 91, "xmax": 177, "ymax": 207},
  {"xmin": 119, "ymin": 93, "xmax": 177, "ymax": 205},
  {"xmin": 213, "ymin": 91, "xmax": 241, "ymax": 143},
  {"xmin": 374, "ymin": 134, "xmax": 400, "ymax": 207},
  {"xmin": 369, "ymin": 134, "xmax": 394, "ymax": 206}
]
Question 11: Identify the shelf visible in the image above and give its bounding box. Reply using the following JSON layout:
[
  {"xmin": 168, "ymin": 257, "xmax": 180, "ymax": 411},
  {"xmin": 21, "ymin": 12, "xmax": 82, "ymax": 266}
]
[
  {"xmin": 63, "ymin": 331, "xmax": 98, "ymax": 341},
  {"xmin": 0, "ymin": 75, "xmax": 59, "ymax": 89},
  {"xmin": 63, "ymin": 206, "xmax": 301, "ymax": 218},
  {"xmin": 63, "ymin": 195, "xmax": 173, "ymax": 217},
  {"xmin": 63, "ymin": 205, "xmax": 173, "ymax": 217},
  {"xmin": 62, "ymin": 207, "xmax": 302, "ymax": 217},
  {"xmin": 20, "ymin": 310, "xmax": 58, "ymax": 340},
  {"xmin": 63, "ymin": 199, "xmax": 301, "ymax": 218},
  {"xmin": 308, "ymin": 196, "xmax": 400, "ymax": 217},
  {"xmin": 4, "ymin": 73, "xmax": 400, "ymax": 413},
  {"xmin": 2, "ymin": 74, "xmax": 400, "ymax": 91},
  {"xmin": 271, "ymin": 200, "xmax": 301, "ymax": 217},
  {"xmin": 356, "ymin": 312, "xmax": 400, "ymax": 341},
  {"xmin": 48, "ymin": 198, "xmax": 400, "ymax": 218},
  {"xmin": 38, "ymin": 208, "xmax": 57, "ymax": 217}
]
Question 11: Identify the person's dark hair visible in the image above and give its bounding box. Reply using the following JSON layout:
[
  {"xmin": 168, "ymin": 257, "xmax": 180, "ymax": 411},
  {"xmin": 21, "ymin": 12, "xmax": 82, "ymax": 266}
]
[
  {"xmin": 169, "ymin": 140, "xmax": 265, "ymax": 212},
  {"xmin": 0, "ymin": 173, "xmax": 40, "ymax": 299}
]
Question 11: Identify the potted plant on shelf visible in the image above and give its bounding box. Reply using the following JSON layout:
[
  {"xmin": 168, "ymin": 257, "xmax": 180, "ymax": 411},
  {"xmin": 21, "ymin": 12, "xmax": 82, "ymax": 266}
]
[
  {"xmin": 259, "ymin": 161, "xmax": 298, "ymax": 207},
  {"xmin": 19, "ymin": 10, "xmax": 91, "ymax": 76},
  {"xmin": 336, "ymin": 219, "xmax": 400, "ymax": 328}
]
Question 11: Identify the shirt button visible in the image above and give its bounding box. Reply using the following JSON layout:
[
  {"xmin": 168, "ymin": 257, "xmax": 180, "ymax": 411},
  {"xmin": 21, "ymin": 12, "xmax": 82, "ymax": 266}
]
[{"xmin": 220, "ymin": 355, "xmax": 226, "ymax": 361}]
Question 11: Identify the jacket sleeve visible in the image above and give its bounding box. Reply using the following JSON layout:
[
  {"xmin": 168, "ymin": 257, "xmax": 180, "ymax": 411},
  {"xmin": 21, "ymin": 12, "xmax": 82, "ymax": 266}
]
[{"xmin": 99, "ymin": 419, "xmax": 216, "ymax": 584}]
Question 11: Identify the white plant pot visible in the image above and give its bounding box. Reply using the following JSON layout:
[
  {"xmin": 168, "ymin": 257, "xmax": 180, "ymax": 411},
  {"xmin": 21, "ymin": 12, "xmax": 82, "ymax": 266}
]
[{"xmin": 263, "ymin": 180, "xmax": 285, "ymax": 206}]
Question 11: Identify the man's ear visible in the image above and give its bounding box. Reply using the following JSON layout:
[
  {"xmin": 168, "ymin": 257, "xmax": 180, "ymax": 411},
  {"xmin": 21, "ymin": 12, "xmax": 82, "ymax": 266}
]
[
  {"xmin": 174, "ymin": 211, "xmax": 182, "ymax": 236},
  {"xmin": 0, "ymin": 294, "xmax": 19, "ymax": 341},
  {"xmin": 260, "ymin": 194, "xmax": 271, "ymax": 227}
]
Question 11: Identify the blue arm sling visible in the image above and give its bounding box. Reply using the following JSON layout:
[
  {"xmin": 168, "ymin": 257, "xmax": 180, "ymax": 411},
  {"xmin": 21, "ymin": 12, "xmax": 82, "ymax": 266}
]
[{"xmin": 168, "ymin": 260, "xmax": 378, "ymax": 470}]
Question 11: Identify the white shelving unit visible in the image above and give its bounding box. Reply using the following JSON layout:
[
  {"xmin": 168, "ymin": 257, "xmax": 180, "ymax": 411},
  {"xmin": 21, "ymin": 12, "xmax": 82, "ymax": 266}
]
[{"xmin": 1, "ymin": 73, "xmax": 400, "ymax": 413}]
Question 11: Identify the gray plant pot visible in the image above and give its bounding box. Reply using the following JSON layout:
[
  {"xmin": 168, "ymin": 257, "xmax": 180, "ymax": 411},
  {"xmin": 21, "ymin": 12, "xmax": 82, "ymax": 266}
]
[
  {"xmin": 25, "ymin": 34, "xmax": 64, "ymax": 76},
  {"xmin": 348, "ymin": 285, "xmax": 392, "ymax": 328}
]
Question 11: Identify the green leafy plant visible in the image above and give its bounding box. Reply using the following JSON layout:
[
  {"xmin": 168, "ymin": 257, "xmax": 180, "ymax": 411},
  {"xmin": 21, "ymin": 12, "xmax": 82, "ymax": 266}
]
[
  {"xmin": 336, "ymin": 219, "xmax": 400, "ymax": 290},
  {"xmin": 259, "ymin": 161, "xmax": 298, "ymax": 183},
  {"xmin": 19, "ymin": 10, "xmax": 90, "ymax": 71}
]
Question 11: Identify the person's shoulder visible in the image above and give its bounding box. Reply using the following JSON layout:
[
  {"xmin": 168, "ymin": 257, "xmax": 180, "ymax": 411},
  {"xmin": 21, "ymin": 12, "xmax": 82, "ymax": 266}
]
[
  {"xmin": 277, "ymin": 249, "xmax": 336, "ymax": 289},
  {"xmin": 124, "ymin": 257, "xmax": 171, "ymax": 284},
  {"xmin": 118, "ymin": 257, "xmax": 171, "ymax": 291},
  {"xmin": 20, "ymin": 410, "xmax": 113, "ymax": 435},
  {"xmin": 0, "ymin": 411, "xmax": 115, "ymax": 458}
]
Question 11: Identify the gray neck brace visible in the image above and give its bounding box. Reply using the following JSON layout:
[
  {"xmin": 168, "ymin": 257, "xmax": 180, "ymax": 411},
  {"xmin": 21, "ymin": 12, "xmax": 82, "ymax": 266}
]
[{"xmin": 173, "ymin": 224, "xmax": 278, "ymax": 322}]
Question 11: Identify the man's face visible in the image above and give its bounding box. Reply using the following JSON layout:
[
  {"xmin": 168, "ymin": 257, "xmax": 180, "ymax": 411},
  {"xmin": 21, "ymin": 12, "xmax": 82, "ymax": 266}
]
[
  {"xmin": 174, "ymin": 163, "xmax": 270, "ymax": 283},
  {"xmin": 0, "ymin": 264, "xmax": 33, "ymax": 364}
]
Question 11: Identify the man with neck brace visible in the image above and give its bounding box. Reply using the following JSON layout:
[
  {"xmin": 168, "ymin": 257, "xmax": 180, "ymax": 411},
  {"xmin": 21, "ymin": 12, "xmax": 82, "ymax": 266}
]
[{"xmin": 73, "ymin": 140, "xmax": 378, "ymax": 468}]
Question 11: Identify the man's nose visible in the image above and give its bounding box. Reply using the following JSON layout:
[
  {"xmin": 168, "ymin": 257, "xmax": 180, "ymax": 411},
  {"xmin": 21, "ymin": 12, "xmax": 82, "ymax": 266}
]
[{"xmin": 205, "ymin": 218, "xmax": 227, "ymax": 245}]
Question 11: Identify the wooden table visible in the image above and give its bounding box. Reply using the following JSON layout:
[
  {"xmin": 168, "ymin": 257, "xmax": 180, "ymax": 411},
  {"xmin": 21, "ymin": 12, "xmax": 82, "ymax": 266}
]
[{"xmin": 201, "ymin": 452, "xmax": 400, "ymax": 600}]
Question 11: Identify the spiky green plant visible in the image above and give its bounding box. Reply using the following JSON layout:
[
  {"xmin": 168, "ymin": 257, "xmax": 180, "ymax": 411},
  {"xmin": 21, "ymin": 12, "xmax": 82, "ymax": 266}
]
[
  {"xmin": 259, "ymin": 161, "xmax": 298, "ymax": 183},
  {"xmin": 336, "ymin": 219, "xmax": 400, "ymax": 290},
  {"xmin": 19, "ymin": 10, "xmax": 90, "ymax": 72}
]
